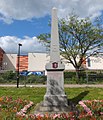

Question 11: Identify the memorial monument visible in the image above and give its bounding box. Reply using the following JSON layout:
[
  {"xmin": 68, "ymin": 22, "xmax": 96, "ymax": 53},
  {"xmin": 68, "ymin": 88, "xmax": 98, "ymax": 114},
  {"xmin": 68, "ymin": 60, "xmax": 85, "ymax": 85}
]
[{"xmin": 35, "ymin": 7, "xmax": 71, "ymax": 112}]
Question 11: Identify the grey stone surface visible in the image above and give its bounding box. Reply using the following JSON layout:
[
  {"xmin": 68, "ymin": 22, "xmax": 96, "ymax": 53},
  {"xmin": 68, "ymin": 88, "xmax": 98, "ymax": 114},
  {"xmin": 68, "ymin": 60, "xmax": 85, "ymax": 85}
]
[
  {"xmin": 44, "ymin": 71, "xmax": 68, "ymax": 107},
  {"xmin": 34, "ymin": 102, "xmax": 72, "ymax": 113},
  {"xmin": 44, "ymin": 7, "xmax": 68, "ymax": 108},
  {"xmin": 35, "ymin": 7, "xmax": 69, "ymax": 113},
  {"xmin": 50, "ymin": 7, "xmax": 60, "ymax": 62}
]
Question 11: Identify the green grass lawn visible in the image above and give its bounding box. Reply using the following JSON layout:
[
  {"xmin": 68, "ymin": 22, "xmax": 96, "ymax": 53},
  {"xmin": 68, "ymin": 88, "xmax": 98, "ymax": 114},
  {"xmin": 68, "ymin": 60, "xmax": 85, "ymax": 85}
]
[
  {"xmin": 0, "ymin": 87, "xmax": 103, "ymax": 119},
  {"xmin": 0, "ymin": 87, "xmax": 103, "ymax": 104}
]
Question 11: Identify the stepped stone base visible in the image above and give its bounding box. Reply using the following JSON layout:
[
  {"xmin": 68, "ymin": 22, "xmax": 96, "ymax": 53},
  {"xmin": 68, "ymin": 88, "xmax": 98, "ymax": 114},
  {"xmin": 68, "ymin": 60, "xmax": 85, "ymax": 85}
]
[
  {"xmin": 34, "ymin": 101, "xmax": 72, "ymax": 113},
  {"xmin": 34, "ymin": 95, "xmax": 77, "ymax": 113}
]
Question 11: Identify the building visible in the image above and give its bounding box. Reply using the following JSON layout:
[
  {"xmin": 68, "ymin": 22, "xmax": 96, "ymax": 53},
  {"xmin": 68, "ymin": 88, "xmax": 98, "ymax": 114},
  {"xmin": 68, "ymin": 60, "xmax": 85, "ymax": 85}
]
[
  {"xmin": 3, "ymin": 54, "xmax": 17, "ymax": 71},
  {"xmin": 0, "ymin": 47, "xmax": 103, "ymax": 74},
  {"xmin": 16, "ymin": 55, "xmax": 28, "ymax": 72},
  {"xmin": 0, "ymin": 47, "xmax": 5, "ymax": 70}
]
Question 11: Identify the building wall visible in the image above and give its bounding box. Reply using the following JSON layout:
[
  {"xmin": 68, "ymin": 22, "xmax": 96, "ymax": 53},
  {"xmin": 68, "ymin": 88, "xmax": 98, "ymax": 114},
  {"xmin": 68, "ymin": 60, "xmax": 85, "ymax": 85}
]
[
  {"xmin": 2, "ymin": 52, "xmax": 103, "ymax": 72},
  {"xmin": 16, "ymin": 55, "xmax": 28, "ymax": 72},
  {"xmin": 28, "ymin": 53, "xmax": 76, "ymax": 72},
  {"xmin": 28, "ymin": 53, "xmax": 103, "ymax": 71},
  {"xmin": 28, "ymin": 53, "xmax": 47, "ymax": 71},
  {"xmin": 2, "ymin": 54, "xmax": 17, "ymax": 71},
  {"xmin": 0, "ymin": 47, "xmax": 5, "ymax": 70},
  {"xmin": 86, "ymin": 56, "xmax": 103, "ymax": 70},
  {"xmin": 3, "ymin": 54, "xmax": 28, "ymax": 72},
  {"xmin": 61, "ymin": 58, "xmax": 75, "ymax": 70}
]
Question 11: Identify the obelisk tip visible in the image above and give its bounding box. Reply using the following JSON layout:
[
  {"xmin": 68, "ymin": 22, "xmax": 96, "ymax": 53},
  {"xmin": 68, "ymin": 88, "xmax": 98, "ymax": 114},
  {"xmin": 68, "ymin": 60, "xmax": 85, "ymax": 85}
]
[{"xmin": 52, "ymin": 7, "xmax": 57, "ymax": 10}]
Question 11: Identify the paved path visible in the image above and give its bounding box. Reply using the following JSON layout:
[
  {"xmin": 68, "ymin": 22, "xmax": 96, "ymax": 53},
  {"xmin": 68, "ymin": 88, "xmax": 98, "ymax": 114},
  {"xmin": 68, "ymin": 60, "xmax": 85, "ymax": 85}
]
[{"xmin": 0, "ymin": 84, "xmax": 103, "ymax": 88}]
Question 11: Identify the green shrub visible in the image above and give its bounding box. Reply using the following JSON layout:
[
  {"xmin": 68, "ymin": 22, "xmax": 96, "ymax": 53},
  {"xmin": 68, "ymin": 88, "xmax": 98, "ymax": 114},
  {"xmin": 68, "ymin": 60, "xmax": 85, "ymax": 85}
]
[
  {"xmin": 64, "ymin": 71, "xmax": 76, "ymax": 79},
  {"xmin": 64, "ymin": 77, "xmax": 77, "ymax": 84},
  {"xmin": 0, "ymin": 71, "xmax": 16, "ymax": 83},
  {"xmin": 2, "ymin": 71, "xmax": 16, "ymax": 81},
  {"xmin": 0, "ymin": 76, "xmax": 6, "ymax": 83},
  {"xmin": 37, "ymin": 75, "xmax": 47, "ymax": 84},
  {"xmin": 27, "ymin": 75, "xmax": 47, "ymax": 84}
]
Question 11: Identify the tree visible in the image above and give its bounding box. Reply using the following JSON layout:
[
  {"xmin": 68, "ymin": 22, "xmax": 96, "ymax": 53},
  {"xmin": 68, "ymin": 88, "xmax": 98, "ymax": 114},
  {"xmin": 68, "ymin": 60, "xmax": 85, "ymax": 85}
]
[{"xmin": 38, "ymin": 15, "xmax": 103, "ymax": 82}]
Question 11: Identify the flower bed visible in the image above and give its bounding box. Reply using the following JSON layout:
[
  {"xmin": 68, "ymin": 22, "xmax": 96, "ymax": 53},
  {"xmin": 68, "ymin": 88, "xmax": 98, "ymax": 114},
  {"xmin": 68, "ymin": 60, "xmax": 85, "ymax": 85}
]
[
  {"xmin": 78, "ymin": 100, "xmax": 103, "ymax": 120},
  {"xmin": 79, "ymin": 100, "xmax": 103, "ymax": 116},
  {"xmin": 27, "ymin": 112, "xmax": 78, "ymax": 120},
  {"xmin": 0, "ymin": 96, "xmax": 34, "ymax": 119},
  {"xmin": 0, "ymin": 96, "xmax": 103, "ymax": 119}
]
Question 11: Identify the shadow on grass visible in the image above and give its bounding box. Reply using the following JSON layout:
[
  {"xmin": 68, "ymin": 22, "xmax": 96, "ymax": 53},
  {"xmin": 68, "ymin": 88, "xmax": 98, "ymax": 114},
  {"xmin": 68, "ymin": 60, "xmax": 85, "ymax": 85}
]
[
  {"xmin": 68, "ymin": 91, "xmax": 89, "ymax": 105},
  {"xmin": 68, "ymin": 91, "xmax": 89, "ymax": 106}
]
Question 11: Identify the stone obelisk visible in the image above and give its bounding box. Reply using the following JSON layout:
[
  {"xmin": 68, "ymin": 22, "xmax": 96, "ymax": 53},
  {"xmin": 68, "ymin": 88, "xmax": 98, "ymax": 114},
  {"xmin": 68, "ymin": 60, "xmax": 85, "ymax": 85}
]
[
  {"xmin": 43, "ymin": 7, "xmax": 69, "ymax": 112},
  {"xmin": 35, "ymin": 7, "xmax": 70, "ymax": 113}
]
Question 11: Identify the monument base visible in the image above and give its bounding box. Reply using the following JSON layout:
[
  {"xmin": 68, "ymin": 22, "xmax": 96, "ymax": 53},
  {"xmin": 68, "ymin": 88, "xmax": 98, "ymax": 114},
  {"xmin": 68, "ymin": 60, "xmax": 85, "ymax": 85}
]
[
  {"xmin": 34, "ymin": 100, "xmax": 77, "ymax": 113},
  {"xmin": 34, "ymin": 101, "xmax": 71, "ymax": 113},
  {"xmin": 43, "ymin": 95, "xmax": 68, "ymax": 106},
  {"xmin": 34, "ymin": 69, "xmax": 72, "ymax": 113},
  {"xmin": 36, "ymin": 95, "xmax": 69, "ymax": 112}
]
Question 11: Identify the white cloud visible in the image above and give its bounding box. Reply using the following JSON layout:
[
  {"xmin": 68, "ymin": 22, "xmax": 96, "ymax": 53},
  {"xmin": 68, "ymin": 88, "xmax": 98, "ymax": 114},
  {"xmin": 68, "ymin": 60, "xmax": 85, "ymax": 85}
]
[
  {"xmin": 0, "ymin": 36, "xmax": 46, "ymax": 54},
  {"xmin": 0, "ymin": 0, "xmax": 103, "ymax": 24}
]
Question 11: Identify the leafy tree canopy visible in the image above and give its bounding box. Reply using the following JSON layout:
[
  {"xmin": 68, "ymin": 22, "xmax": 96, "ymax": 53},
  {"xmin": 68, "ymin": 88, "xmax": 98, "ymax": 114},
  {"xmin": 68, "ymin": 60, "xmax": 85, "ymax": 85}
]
[{"xmin": 38, "ymin": 14, "xmax": 103, "ymax": 71}]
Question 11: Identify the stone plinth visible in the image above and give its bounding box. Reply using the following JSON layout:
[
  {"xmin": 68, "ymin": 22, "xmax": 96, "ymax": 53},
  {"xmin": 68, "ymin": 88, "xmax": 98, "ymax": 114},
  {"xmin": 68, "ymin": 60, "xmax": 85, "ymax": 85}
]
[
  {"xmin": 43, "ymin": 70, "xmax": 68, "ymax": 106},
  {"xmin": 35, "ymin": 69, "xmax": 70, "ymax": 113},
  {"xmin": 34, "ymin": 102, "xmax": 71, "ymax": 113}
]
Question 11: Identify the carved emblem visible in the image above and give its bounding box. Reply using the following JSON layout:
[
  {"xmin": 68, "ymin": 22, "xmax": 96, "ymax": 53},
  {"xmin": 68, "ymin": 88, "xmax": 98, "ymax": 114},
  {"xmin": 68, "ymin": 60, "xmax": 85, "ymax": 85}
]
[{"xmin": 52, "ymin": 62, "xmax": 58, "ymax": 68}]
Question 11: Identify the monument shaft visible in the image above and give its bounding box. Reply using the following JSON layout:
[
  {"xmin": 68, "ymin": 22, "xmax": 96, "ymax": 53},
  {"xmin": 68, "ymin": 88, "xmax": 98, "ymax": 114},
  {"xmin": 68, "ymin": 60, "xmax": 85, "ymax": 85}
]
[{"xmin": 50, "ymin": 8, "xmax": 60, "ymax": 62}]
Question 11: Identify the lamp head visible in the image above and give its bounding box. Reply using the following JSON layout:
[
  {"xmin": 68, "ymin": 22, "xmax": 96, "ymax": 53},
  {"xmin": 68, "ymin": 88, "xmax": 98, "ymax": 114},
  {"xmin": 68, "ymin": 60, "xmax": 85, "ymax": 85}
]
[{"xmin": 18, "ymin": 43, "xmax": 22, "ymax": 46}]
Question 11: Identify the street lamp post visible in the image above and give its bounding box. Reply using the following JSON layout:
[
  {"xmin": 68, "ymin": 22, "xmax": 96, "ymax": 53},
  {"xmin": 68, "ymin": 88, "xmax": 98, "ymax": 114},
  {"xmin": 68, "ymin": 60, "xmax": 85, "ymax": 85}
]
[{"xmin": 17, "ymin": 43, "xmax": 22, "ymax": 88}]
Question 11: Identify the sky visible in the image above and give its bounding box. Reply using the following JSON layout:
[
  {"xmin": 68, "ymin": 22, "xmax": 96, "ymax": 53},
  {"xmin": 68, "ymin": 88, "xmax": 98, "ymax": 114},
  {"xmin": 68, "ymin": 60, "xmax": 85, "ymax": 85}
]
[{"xmin": 0, "ymin": 0, "xmax": 103, "ymax": 54}]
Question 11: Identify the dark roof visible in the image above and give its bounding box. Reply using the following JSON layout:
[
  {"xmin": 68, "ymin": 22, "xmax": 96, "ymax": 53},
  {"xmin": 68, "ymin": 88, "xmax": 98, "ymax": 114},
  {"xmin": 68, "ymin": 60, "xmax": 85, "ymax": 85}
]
[{"xmin": 0, "ymin": 47, "xmax": 5, "ymax": 53}]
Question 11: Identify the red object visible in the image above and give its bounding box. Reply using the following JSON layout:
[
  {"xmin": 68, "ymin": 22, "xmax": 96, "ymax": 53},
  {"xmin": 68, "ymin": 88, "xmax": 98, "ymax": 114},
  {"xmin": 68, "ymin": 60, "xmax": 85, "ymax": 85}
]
[{"xmin": 52, "ymin": 62, "xmax": 58, "ymax": 68}]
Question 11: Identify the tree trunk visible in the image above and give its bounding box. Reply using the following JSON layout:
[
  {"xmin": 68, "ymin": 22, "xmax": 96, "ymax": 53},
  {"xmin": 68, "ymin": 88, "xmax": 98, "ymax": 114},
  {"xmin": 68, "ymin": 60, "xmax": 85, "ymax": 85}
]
[{"xmin": 75, "ymin": 68, "xmax": 80, "ymax": 84}]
